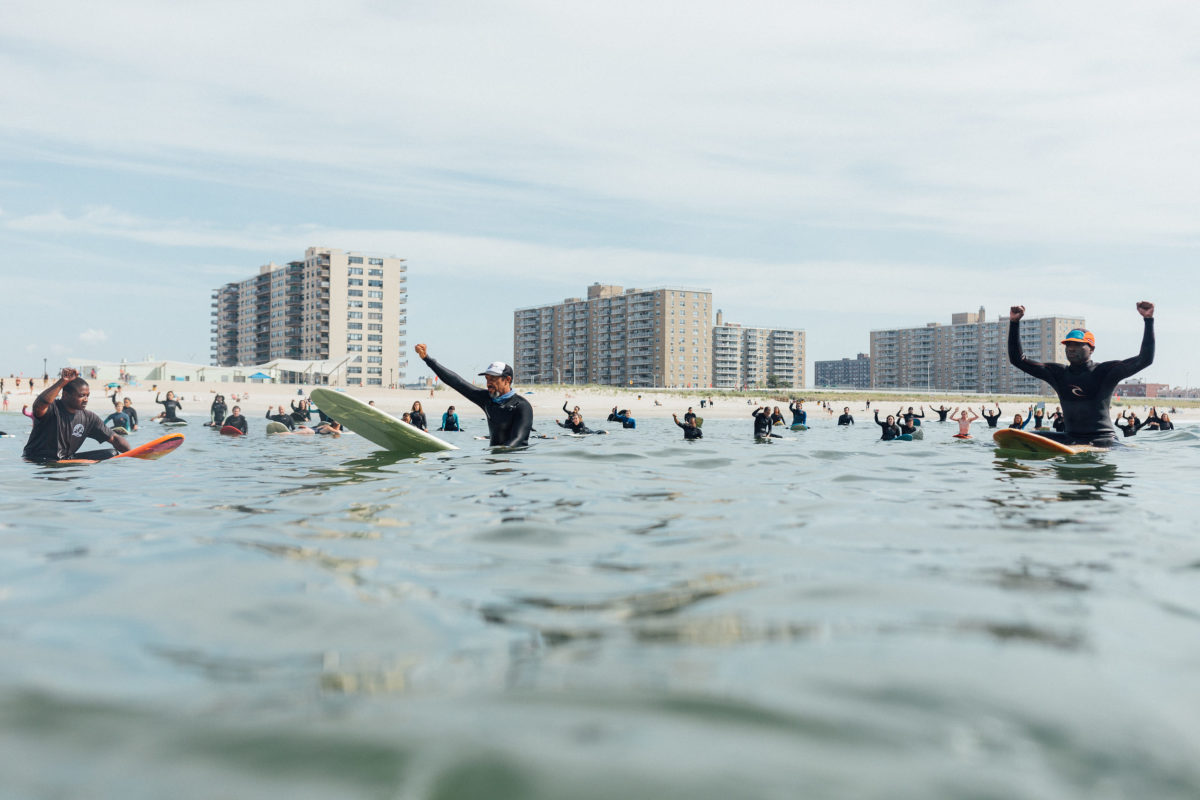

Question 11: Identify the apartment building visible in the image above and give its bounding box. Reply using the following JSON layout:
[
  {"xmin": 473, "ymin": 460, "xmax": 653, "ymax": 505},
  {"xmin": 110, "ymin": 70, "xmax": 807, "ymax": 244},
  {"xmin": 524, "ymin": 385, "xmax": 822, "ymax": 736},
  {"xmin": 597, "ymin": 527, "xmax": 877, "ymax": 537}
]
[
  {"xmin": 814, "ymin": 353, "xmax": 871, "ymax": 388},
  {"xmin": 212, "ymin": 246, "xmax": 408, "ymax": 386},
  {"xmin": 513, "ymin": 283, "xmax": 712, "ymax": 387},
  {"xmin": 869, "ymin": 307, "xmax": 1085, "ymax": 394},
  {"xmin": 711, "ymin": 310, "xmax": 806, "ymax": 389}
]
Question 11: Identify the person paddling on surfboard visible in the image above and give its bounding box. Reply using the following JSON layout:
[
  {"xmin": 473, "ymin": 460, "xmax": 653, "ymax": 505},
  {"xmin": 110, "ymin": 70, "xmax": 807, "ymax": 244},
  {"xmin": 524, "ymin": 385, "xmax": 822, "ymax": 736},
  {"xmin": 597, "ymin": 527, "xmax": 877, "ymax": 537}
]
[
  {"xmin": 1009, "ymin": 302, "xmax": 1154, "ymax": 447},
  {"xmin": 950, "ymin": 407, "xmax": 979, "ymax": 438},
  {"xmin": 22, "ymin": 368, "xmax": 131, "ymax": 462},
  {"xmin": 153, "ymin": 391, "xmax": 183, "ymax": 423},
  {"xmin": 222, "ymin": 406, "xmax": 248, "ymax": 435},
  {"xmin": 414, "ymin": 344, "xmax": 533, "ymax": 447}
]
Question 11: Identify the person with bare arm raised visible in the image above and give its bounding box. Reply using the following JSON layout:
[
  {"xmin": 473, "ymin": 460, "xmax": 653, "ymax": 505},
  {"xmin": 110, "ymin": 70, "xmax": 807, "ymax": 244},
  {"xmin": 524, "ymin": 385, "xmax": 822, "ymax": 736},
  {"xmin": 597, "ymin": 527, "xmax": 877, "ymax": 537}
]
[
  {"xmin": 1008, "ymin": 302, "xmax": 1154, "ymax": 447},
  {"xmin": 23, "ymin": 367, "xmax": 130, "ymax": 462}
]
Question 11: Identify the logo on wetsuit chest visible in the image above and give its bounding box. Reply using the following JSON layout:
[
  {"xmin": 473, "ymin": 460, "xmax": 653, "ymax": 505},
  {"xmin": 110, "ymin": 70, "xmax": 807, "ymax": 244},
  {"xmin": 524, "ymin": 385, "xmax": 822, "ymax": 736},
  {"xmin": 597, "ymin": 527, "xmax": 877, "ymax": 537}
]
[
  {"xmin": 71, "ymin": 423, "xmax": 86, "ymax": 438},
  {"xmin": 1068, "ymin": 385, "xmax": 1087, "ymax": 398}
]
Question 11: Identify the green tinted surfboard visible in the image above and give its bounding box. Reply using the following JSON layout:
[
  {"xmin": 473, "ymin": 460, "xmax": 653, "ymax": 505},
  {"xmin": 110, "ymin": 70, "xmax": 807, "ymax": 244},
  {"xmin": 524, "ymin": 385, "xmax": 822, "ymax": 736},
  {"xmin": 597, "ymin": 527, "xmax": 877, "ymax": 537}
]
[{"xmin": 310, "ymin": 388, "xmax": 457, "ymax": 455}]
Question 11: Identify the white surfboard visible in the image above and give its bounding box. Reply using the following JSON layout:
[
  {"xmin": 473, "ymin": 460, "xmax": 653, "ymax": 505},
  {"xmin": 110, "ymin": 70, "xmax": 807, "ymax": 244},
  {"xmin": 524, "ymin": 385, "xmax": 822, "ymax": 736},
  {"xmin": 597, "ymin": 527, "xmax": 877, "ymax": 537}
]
[{"xmin": 310, "ymin": 389, "xmax": 457, "ymax": 455}]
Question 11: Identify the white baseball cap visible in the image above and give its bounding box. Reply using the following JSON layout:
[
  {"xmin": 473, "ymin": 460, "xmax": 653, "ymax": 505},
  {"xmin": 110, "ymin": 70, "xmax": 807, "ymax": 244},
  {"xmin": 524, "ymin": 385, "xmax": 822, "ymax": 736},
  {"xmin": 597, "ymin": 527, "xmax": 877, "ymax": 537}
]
[{"xmin": 478, "ymin": 361, "xmax": 514, "ymax": 378}]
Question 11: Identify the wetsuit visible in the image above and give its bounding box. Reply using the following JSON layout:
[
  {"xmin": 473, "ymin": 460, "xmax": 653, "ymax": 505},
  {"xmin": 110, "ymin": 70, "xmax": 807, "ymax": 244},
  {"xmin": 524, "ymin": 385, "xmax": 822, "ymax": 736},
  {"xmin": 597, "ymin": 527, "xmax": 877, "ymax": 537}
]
[
  {"xmin": 440, "ymin": 412, "xmax": 461, "ymax": 431},
  {"xmin": 874, "ymin": 413, "xmax": 900, "ymax": 441},
  {"xmin": 557, "ymin": 419, "xmax": 596, "ymax": 434},
  {"xmin": 789, "ymin": 403, "xmax": 807, "ymax": 426},
  {"xmin": 898, "ymin": 408, "xmax": 925, "ymax": 427},
  {"xmin": 1050, "ymin": 412, "xmax": 1065, "ymax": 432},
  {"xmin": 104, "ymin": 410, "xmax": 131, "ymax": 430},
  {"xmin": 1009, "ymin": 316, "xmax": 1154, "ymax": 446},
  {"xmin": 931, "ymin": 407, "xmax": 949, "ymax": 422},
  {"xmin": 898, "ymin": 420, "xmax": 917, "ymax": 437},
  {"xmin": 421, "ymin": 357, "xmax": 533, "ymax": 447},
  {"xmin": 1009, "ymin": 415, "xmax": 1031, "ymax": 430},
  {"xmin": 837, "ymin": 413, "xmax": 854, "ymax": 426},
  {"xmin": 675, "ymin": 419, "xmax": 703, "ymax": 440},
  {"xmin": 290, "ymin": 401, "xmax": 311, "ymax": 424},
  {"xmin": 266, "ymin": 410, "xmax": 295, "ymax": 431},
  {"xmin": 156, "ymin": 395, "xmax": 182, "ymax": 421},
  {"xmin": 23, "ymin": 399, "xmax": 114, "ymax": 461},
  {"xmin": 222, "ymin": 414, "xmax": 248, "ymax": 434},
  {"xmin": 683, "ymin": 411, "xmax": 697, "ymax": 425},
  {"xmin": 123, "ymin": 405, "xmax": 138, "ymax": 429},
  {"xmin": 1032, "ymin": 409, "xmax": 1046, "ymax": 429},
  {"xmin": 409, "ymin": 410, "xmax": 428, "ymax": 431},
  {"xmin": 210, "ymin": 400, "xmax": 228, "ymax": 426},
  {"xmin": 753, "ymin": 409, "xmax": 776, "ymax": 439},
  {"xmin": 1115, "ymin": 417, "xmax": 1138, "ymax": 438},
  {"xmin": 981, "ymin": 409, "xmax": 1001, "ymax": 428},
  {"xmin": 770, "ymin": 411, "xmax": 784, "ymax": 426}
]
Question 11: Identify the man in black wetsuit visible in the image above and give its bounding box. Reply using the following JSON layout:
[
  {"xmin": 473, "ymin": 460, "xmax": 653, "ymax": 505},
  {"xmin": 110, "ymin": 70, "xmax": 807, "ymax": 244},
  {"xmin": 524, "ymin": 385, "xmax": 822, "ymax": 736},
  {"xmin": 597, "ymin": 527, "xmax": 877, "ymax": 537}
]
[
  {"xmin": 414, "ymin": 344, "xmax": 533, "ymax": 447},
  {"xmin": 752, "ymin": 407, "xmax": 779, "ymax": 439},
  {"xmin": 1008, "ymin": 302, "xmax": 1154, "ymax": 447},
  {"xmin": 266, "ymin": 405, "xmax": 296, "ymax": 431},
  {"xmin": 929, "ymin": 405, "xmax": 950, "ymax": 422},
  {"xmin": 980, "ymin": 404, "xmax": 1002, "ymax": 428},
  {"xmin": 23, "ymin": 368, "xmax": 131, "ymax": 461},
  {"xmin": 837, "ymin": 407, "xmax": 854, "ymax": 425},
  {"xmin": 222, "ymin": 406, "xmax": 249, "ymax": 434},
  {"xmin": 672, "ymin": 413, "xmax": 703, "ymax": 440},
  {"xmin": 873, "ymin": 411, "xmax": 901, "ymax": 441}
]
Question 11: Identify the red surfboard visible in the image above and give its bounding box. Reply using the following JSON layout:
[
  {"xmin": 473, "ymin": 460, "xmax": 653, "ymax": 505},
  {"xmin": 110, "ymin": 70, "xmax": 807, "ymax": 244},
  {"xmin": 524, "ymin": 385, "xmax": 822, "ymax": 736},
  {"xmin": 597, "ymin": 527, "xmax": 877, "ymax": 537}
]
[
  {"xmin": 57, "ymin": 433, "xmax": 185, "ymax": 465},
  {"xmin": 220, "ymin": 425, "xmax": 243, "ymax": 436}
]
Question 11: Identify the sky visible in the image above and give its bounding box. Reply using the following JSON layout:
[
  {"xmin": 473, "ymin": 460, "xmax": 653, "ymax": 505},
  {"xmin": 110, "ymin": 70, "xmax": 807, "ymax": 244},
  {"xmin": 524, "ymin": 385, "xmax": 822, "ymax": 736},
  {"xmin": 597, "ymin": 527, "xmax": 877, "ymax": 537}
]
[{"xmin": 2, "ymin": 1, "xmax": 1198, "ymax": 386}]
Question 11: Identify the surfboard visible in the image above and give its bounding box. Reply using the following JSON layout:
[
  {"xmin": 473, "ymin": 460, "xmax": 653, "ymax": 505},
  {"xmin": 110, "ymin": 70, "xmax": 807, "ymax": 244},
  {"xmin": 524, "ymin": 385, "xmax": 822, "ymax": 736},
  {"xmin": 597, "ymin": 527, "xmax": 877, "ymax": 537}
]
[
  {"xmin": 56, "ymin": 432, "xmax": 184, "ymax": 464},
  {"xmin": 992, "ymin": 429, "xmax": 1103, "ymax": 455},
  {"xmin": 310, "ymin": 388, "xmax": 457, "ymax": 455},
  {"xmin": 111, "ymin": 426, "xmax": 129, "ymax": 435},
  {"xmin": 266, "ymin": 421, "xmax": 292, "ymax": 434},
  {"xmin": 162, "ymin": 420, "xmax": 188, "ymax": 427},
  {"xmin": 220, "ymin": 425, "xmax": 243, "ymax": 436},
  {"xmin": 953, "ymin": 433, "xmax": 972, "ymax": 439},
  {"xmin": 694, "ymin": 417, "xmax": 704, "ymax": 428},
  {"xmin": 790, "ymin": 424, "xmax": 808, "ymax": 431}
]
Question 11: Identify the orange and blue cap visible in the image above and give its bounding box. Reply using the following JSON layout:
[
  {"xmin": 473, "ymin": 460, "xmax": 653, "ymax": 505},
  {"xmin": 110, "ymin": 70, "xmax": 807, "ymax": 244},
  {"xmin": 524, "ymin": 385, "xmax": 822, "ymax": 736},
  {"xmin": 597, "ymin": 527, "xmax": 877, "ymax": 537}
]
[{"xmin": 1061, "ymin": 329, "xmax": 1095, "ymax": 348}]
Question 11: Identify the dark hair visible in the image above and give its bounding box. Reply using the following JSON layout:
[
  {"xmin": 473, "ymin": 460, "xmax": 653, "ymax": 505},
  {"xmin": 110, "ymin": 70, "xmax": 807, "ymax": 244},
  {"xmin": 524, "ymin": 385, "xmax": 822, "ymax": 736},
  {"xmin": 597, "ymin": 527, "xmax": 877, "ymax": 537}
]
[{"xmin": 63, "ymin": 378, "xmax": 89, "ymax": 397}]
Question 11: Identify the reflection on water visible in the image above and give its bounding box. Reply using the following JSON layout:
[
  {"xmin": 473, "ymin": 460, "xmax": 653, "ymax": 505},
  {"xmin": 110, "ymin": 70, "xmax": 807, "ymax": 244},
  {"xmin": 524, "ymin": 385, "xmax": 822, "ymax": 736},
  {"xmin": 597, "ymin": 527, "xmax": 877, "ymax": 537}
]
[{"xmin": 1, "ymin": 415, "xmax": 1198, "ymax": 798}]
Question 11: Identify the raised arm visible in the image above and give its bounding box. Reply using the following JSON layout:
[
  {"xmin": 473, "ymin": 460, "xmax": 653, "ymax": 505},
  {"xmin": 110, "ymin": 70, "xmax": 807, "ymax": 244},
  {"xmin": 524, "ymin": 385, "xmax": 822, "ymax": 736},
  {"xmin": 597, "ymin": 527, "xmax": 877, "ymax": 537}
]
[
  {"xmin": 1108, "ymin": 303, "xmax": 1155, "ymax": 383},
  {"xmin": 1008, "ymin": 306, "xmax": 1054, "ymax": 382},
  {"xmin": 415, "ymin": 344, "xmax": 491, "ymax": 407},
  {"xmin": 32, "ymin": 368, "xmax": 75, "ymax": 419}
]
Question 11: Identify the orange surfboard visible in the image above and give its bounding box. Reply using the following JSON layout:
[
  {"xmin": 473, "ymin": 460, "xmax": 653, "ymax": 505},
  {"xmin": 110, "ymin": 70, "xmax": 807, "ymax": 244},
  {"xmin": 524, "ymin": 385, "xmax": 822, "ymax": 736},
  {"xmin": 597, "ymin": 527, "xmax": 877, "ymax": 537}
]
[
  {"xmin": 56, "ymin": 433, "xmax": 184, "ymax": 465},
  {"xmin": 992, "ymin": 429, "xmax": 1102, "ymax": 455}
]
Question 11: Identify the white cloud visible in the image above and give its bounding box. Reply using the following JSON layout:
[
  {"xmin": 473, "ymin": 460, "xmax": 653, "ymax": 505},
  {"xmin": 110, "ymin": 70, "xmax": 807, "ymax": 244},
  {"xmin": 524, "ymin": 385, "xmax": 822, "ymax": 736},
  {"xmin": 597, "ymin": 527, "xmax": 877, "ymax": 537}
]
[{"xmin": 79, "ymin": 328, "xmax": 108, "ymax": 345}]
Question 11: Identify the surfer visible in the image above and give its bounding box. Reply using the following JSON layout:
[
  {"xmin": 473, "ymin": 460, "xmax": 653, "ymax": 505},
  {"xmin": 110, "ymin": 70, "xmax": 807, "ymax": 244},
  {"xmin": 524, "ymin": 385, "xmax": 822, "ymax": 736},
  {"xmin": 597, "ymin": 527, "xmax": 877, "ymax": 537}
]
[
  {"xmin": 1049, "ymin": 406, "xmax": 1065, "ymax": 432},
  {"xmin": 121, "ymin": 398, "xmax": 139, "ymax": 432},
  {"xmin": 557, "ymin": 412, "xmax": 601, "ymax": 434},
  {"xmin": 770, "ymin": 407, "xmax": 785, "ymax": 426},
  {"xmin": 788, "ymin": 400, "xmax": 807, "ymax": 427},
  {"xmin": 313, "ymin": 420, "xmax": 342, "ymax": 435},
  {"xmin": 930, "ymin": 405, "xmax": 951, "ymax": 422},
  {"xmin": 1114, "ymin": 410, "xmax": 1140, "ymax": 438},
  {"xmin": 22, "ymin": 368, "xmax": 130, "ymax": 461},
  {"xmin": 950, "ymin": 407, "xmax": 979, "ymax": 438},
  {"xmin": 1009, "ymin": 407, "xmax": 1034, "ymax": 429},
  {"xmin": 980, "ymin": 404, "xmax": 1002, "ymax": 428},
  {"xmin": 209, "ymin": 395, "xmax": 228, "ymax": 427},
  {"xmin": 1008, "ymin": 302, "xmax": 1155, "ymax": 447},
  {"xmin": 222, "ymin": 406, "xmax": 248, "ymax": 434},
  {"xmin": 752, "ymin": 407, "xmax": 779, "ymax": 440},
  {"xmin": 439, "ymin": 406, "xmax": 461, "ymax": 431},
  {"xmin": 898, "ymin": 406, "xmax": 925, "ymax": 427},
  {"xmin": 266, "ymin": 406, "xmax": 296, "ymax": 431},
  {"xmin": 152, "ymin": 391, "xmax": 183, "ymax": 423},
  {"xmin": 672, "ymin": 413, "xmax": 703, "ymax": 440},
  {"xmin": 103, "ymin": 406, "xmax": 132, "ymax": 433},
  {"xmin": 409, "ymin": 401, "xmax": 428, "ymax": 431},
  {"xmin": 684, "ymin": 407, "xmax": 698, "ymax": 426},
  {"xmin": 414, "ymin": 344, "xmax": 533, "ymax": 447},
  {"xmin": 837, "ymin": 407, "xmax": 854, "ymax": 425},
  {"xmin": 290, "ymin": 399, "xmax": 313, "ymax": 424},
  {"xmin": 874, "ymin": 411, "xmax": 901, "ymax": 441}
]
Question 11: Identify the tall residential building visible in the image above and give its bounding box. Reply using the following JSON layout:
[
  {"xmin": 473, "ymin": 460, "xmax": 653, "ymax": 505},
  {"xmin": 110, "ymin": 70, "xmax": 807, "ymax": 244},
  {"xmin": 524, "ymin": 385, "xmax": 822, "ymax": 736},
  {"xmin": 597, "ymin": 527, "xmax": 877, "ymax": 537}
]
[
  {"xmin": 211, "ymin": 246, "xmax": 408, "ymax": 386},
  {"xmin": 513, "ymin": 283, "xmax": 712, "ymax": 387},
  {"xmin": 869, "ymin": 307, "xmax": 1085, "ymax": 394},
  {"xmin": 815, "ymin": 353, "xmax": 871, "ymax": 388},
  {"xmin": 711, "ymin": 310, "xmax": 806, "ymax": 389}
]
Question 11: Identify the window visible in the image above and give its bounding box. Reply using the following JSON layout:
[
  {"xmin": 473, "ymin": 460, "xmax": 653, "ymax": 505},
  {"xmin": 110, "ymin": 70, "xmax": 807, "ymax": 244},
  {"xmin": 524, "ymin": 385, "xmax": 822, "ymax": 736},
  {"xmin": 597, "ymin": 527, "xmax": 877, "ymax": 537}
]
[
  {"xmin": 367, "ymin": 334, "xmax": 383, "ymax": 342},
  {"xmin": 348, "ymin": 323, "xmax": 362, "ymax": 330},
  {"xmin": 367, "ymin": 356, "xmax": 383, "ymax": 364},
  {"xmin": 367, "ymin": 345, "xmax": 382, "ymax": 353},
  {"xmin": 348, "ymin": 267, "xmax": 363, "ymax": 275},
  {"xmin": 349, "ymin": 256, "xmax": 363, "ymax": 264},
  {"xmin": 348, "ymin": 311, "xmax": 362, "ymax": 319},
  {"xmin": 368, "ymin": 324, "xmax": 383, "ymax": 332},
  {"xmin": 348, "ymin": 279, "xmax": 363, "ymax": 286},
  {"xmin": 368, "ymin": 313, "xmax": 382, "ymax": 320},
  {"xmin": 347, "ymin": 366, "xmax": 362, "ymax": 373},
  {"xmin": 368, "ymin": 258, "xmax": 383, "ymax": 267},
  {"xmin": 347, "ymin": 344, "xmax": 362, "ymax": 352},
  {"xmin": 367, "ymin": 378, "xmax": 382, "ymax": 385},
  {"xmin": 368, "ymin": 302, "xmax": 383, "ymax": 309},
  {"xmin": 348, "ymin": 333, "xmax": 363, "ymax": 341},
  {"xmin": 367, "ymin": 291, "xmax": 383, "ymax": 299},
  {"xmin": 368, "ymin": 280, "xmax": 383, "ymax": 288},
  {"xmin": 349, "ymin": 300, "xmax": 363, "ymax": 308},
  {"xmin": 348, "ymin": 290, "xmax": 363, "ymax": 297}
]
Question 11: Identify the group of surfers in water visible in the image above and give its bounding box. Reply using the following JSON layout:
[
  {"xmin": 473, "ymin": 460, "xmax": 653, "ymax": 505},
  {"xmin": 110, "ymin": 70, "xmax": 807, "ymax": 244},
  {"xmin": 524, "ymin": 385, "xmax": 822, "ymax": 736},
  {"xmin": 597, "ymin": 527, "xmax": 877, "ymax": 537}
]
[{"xmin": 12, "ymin": 301, "xmax": 1164, "ymax": 461}]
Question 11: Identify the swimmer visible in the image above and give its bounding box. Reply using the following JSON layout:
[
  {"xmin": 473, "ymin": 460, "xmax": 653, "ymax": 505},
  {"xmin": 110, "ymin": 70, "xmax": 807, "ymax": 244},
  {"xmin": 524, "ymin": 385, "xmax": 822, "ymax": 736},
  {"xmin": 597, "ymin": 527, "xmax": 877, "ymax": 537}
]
[
  {"xmin": 153, "ymin": 391, "xmax": 183, "ymax": 422},
  {"xmin": 1009, "ymin": 302, "xmax": 1154, "ymax": 446},
  {"xmin": 683, "ymin": 407, "xmax": 697, "ymax": 426},
  {"xmin": 874, "ymin": 411, "xmax": 901, "ymax": 441},
  {"xmin": 562, "ymin": 401, "xmax": 582, "ymax": 427},
  {"xmin": 1048, "ymin": 406, "xmax": 1065, "ymax": 432},
  {"xmin": 22, "ymin": 368, "xmax": 131, "ymax": 461},
  {"xmin": 414, "ymin": 344, "xmax": 533, "ymax": 447},
  {"xmin": 1114, "ymin": 410, "xmax": 1139, "ymax": 438},
  {"xmin": 837, "ymin": 407, "xmax": 854, "ymax": 426},
  {"xmin": 672, "ymin": 413, "xmax": 703, "ymax": 440},
  {"xmin": 222, "ymin": 406, "xmax": 249, "ymax": 435},
  {"xmin": 980, "ymin": 404, "xmax": 1002, "ymax": 428},
  {"xmin": 771, "ymin": 406, "xmax": 785, "ymax": 426},
  {"xmin": 949, "ymin": 407, "xmax": 979, "ymax": 438},
  {"xmin": 290, "ymin": 398, "xmax": 312, "ymax": 424},
  {"xmin": 788, "ymin": 400, "xmax": 807, "ymax": 427},
  {"xmin": 557, "ymin": 411, "xmax": 600, "ymax": 434}
]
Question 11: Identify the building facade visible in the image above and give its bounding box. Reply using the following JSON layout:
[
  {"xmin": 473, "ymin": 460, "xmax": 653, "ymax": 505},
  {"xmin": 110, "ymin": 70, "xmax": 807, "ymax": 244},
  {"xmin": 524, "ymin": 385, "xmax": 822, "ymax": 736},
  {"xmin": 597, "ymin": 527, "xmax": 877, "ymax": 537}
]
[
  {"xmin": 869, "ymin": 307, "xmax": 1085, "ymax": 394},
  {"xmin": 711, "ymin": 311, "xmax": 806, "ymax": 389},
  {"xmin": 514, "ymin": 283, "xmax": 712, "ymax": 387},
  {"xmin": 814, "ymin": 353, "xmax": 871, "ymax": 388},
  {"xmin": 212, "ymin": 246, "xmax": 408, "ymax": 386}
]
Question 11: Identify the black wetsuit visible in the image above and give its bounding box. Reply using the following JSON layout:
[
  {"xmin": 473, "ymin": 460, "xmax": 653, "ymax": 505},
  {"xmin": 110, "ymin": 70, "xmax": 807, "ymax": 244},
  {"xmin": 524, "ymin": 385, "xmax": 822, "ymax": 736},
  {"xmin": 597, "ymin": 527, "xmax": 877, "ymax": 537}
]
[
  {"xmin": 837, "ymin": 413, "xmax": 854, "ymax": 426},
  {"xmin": 409, "ymin": 410, "xmax": 428, "ymax": 431},
  {"xmin": 1009, "ymin": 415, "xmax": 1031, "ymax": 430},
  {"xmin": 675, "ymin": 419, "xmax": 703, "ymax": 440},
  {"xmin": 898, "ymin": 420, "xmax": 916, "ymax": 437},
  {"xmin": 440, "ymin": 412, "xmax": 460, "ymax": 432},
  {"xmin": 123, "ymin": 406, "xmax": 138, "ymax": 428},
  {"xmin": 421, "ymin": 357, "xmax": 533, "ymax": 447},
  {"xmin": 1050, "ymin": 412, "xmax": 1065, "ymax": 432},
  {"xmin": 753, "ymin": 409, "xmax": 776, "ymax": 439},
  {"xmin": 899, "ymin": 409, "xmax": 925, "ymax": 427},
  {"xmin": 266, "ymin": 410, "xmax": 295, "ymax": 431},
  {"xmin": 104, "ymin": 410, "xmax": 131, "ymax": 430},
  {"xmin": 557, "ymin": 419, "xmax": 595, "ymax": 434},
  {"xmin": 1009, "ymin": 317, "xmax": 1154, "ymax": 446},
  {"xmin": 684, "ymin": 411, "xmax": 697, "ymax": 426},
  {"xmin": 290, "ymin": 401, "xmax": 311, "ymax": 423},
  {"xmin": 1032, "ymin": 410, "xmax": 1046, "ymax": 429},
  {"xmin": 156, "ymin": 396, "xmax": 182, "ymax": 421},
  {"xmin": 981, "ymin": 410, "xmax": 1001, "ymax": 428},
  {"xmin": 931, "ymin": 407, "xmax": 949, "ymax": 422},
  {"xmin": 1115, "ymin": 417, "xmax": 1138, "ymax": 438},
  {"xmin": 222, "ymin": 414, "xmax": 248, "ymax": 434},
  {"xmin": 210, "ymin": 400, "xmax": 227, "ymax": 426},
  {"xmin": 874, "ymin": 413, "xmax": 900, "ymax": 441}
]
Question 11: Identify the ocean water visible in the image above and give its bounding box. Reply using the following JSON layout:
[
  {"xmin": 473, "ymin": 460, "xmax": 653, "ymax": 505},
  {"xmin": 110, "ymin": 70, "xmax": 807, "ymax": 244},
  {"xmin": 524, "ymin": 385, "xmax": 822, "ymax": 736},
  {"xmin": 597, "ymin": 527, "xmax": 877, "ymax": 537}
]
[{"xmin": 1, "ymin": 410, "xmax": 1198, "ymax": 799}]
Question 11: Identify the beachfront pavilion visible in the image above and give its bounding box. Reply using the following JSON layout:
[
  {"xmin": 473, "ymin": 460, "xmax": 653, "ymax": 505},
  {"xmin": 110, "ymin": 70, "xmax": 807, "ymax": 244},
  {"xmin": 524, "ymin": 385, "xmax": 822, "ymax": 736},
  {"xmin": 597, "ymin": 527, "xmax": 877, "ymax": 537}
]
[{"xmin": 67, "ymin": 356, "xmax": 362, "ymax": 387}]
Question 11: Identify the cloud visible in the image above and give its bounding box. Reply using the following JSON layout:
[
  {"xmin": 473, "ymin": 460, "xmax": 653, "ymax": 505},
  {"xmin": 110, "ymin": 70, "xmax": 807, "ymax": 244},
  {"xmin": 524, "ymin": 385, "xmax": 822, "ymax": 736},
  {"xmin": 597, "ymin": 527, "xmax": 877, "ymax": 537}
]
[{"xmin": 79, "ymin": 328, "xmax": 108, "ymax": 344}]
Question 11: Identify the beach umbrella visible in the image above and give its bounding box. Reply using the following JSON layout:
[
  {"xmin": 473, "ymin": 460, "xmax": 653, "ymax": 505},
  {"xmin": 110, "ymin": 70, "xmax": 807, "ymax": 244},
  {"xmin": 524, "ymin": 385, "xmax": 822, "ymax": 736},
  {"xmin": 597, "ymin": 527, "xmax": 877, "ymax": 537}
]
[
  {"xmin": 106, "ymin": 382, "xmax": 121, "ymax": 388},
  {"xmin": 249, "ymin": 372, "xmax": 273, "ymax": 380}
]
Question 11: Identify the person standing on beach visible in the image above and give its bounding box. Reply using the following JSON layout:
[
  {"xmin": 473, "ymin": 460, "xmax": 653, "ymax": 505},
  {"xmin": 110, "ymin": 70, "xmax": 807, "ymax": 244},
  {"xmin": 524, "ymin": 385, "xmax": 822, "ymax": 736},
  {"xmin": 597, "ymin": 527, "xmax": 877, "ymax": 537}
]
[
  {"xmin": 1008, "ymin": 302, "xmax": 1154, "ymax": 446},
  {"xmin": 22, "ymin": 368, "xmax": 130, "ymax": 461},
  {"xmin": 414, "ymin": 344, "xmax": 533, "ymax": 447}
]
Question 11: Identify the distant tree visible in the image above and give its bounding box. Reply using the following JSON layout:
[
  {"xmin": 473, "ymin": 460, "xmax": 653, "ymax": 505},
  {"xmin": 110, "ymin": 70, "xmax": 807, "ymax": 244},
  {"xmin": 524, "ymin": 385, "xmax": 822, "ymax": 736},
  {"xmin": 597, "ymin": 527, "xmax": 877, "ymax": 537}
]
[{"xmin": 766, "ymin": 374, "xmax": 786, "ymax": 389}]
